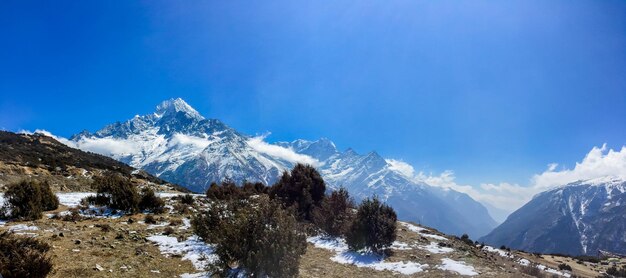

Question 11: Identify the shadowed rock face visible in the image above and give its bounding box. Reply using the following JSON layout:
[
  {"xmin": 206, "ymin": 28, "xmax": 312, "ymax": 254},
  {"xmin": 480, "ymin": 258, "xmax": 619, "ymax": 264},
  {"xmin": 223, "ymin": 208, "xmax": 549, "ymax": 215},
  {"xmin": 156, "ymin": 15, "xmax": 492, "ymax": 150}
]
[
  {"xmin": 480, "ymin": 177, "xmax": 626, "ymax": 256},
  {"xmin": 70, "ymin": 98, "xmax": 497, "ymax": 238}
]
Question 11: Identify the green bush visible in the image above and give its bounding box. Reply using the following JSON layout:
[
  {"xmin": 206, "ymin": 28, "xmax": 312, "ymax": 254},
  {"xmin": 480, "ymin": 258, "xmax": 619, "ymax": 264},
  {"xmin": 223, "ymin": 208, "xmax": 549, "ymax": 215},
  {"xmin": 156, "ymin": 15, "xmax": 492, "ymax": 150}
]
[
  {"xmin": 86, "ymin": 174, "xmax": 140, "ymax": 213},
  {"xmin": 193, "ymin": 195, "xmax": 306, "ymax": 277},
  {"xmin": 557, "ymin": 263, "xmax": 572, "ymax": 271},
  {"xmin": 459, "ymin": 234, "xmax": 474, "ymax": 245},
  {"xmin": 206, "ymin": 181, "xmax": 245, "ymax": 200},
  {"xmin": 607, "ymin": 266, "xmax": 626, "ymax": 277},
  {"xmin": 0, "ymin": 232, "xmax": 53, "ymax": 278},
  {"xmin": 0, "ymin": 180, "xmax": 59, "ymax": 220},
  {"xmin": 138, "ymin": 187, "xmax": 165, "ymax": 213},
  {"xmin": 84, "ymin": 174, "xmax": 163, "ymax": 214},
  {"xmin": 345, "ymin": 196, "xmax": 397, "ymax": 254},
  {"xmin": 312, "ymin": 187, "xmax": 354, "ymax": 237},
  {"xmin": 270, "ymin": 163, "xmax": 326, "ymax": 221},
  {"xmin": 242, "ymin": 181, "xmax": 268, "ymax": 195},
  {"xmin": 179, "ymin": 194, "xmax": 195, "ymax": 205}
]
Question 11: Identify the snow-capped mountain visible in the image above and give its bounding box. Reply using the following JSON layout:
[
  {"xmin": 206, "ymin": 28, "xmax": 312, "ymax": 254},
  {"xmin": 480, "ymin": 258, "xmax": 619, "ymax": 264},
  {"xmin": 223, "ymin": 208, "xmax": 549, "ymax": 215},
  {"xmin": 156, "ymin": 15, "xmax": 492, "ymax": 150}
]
[
  {"xmin": 70, "ymin": 98, "xmax": 497, "ymax": 238},
  {"xmin": 480, "ymin": 176, "xmax": 626, "ymax": 256}
]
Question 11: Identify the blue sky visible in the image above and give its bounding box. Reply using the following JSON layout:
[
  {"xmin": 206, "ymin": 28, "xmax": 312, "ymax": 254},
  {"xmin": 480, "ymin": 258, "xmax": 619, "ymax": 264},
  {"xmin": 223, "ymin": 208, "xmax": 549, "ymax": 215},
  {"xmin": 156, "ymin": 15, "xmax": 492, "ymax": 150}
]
[{"xmin": 1, "ymin": 1, "xmax": 626, "ymax": 200}]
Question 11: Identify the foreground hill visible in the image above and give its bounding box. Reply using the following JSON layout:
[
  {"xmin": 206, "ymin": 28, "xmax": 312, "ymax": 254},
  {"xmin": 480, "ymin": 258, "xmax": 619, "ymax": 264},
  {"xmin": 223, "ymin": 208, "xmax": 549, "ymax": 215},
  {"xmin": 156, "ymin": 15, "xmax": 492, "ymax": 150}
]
[
  {"xmin": 67, "ymin": 98, "xmax": 496, "ymax": 238},
  {"xmin": 481, "ymin": 176, "xmax": 626, "ymax": 256},
  {"xmin": 0, "ymin": 131, "xmax": 186, "ymax": 193},
  {"xmin": 0, "ymin": 193, "xmax": 596, "ymax": 277}
]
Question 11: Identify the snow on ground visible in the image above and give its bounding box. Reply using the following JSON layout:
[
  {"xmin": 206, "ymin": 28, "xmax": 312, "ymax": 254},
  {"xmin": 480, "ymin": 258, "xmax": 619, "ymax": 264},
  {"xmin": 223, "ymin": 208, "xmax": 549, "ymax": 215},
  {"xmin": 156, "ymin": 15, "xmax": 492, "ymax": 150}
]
[
  {"xmin": 307, "ymin": 236, "xmax": 428, "ymax": 275},
  {"xmin": 0, "ymin": 193, "xmax": 4, "ymax": 226},
  {"xmin": 399, "ymin": 222, "xmax": 448, "ymax": 241},
  {"xmin": 179, "ymin": 218, "xmax": 191, "ymax": 230},
  {"xmin": 57, "ymin": 192, "xmax": 95, "ymax": 207},
  {"xmin": 391, "ymin": 241, "xmax": 412, "ymax": 250},
  {"xmin": 481, "ymin": 246, "xmax": 570, "ymax": 277},
  {"xmin": 537, "ymin": 264, "xmax": 571, "ymax": 277},
  {"xmin": 418, "ymin": 241, "xmax": 454, "ymax": 254},
  {"xmin": 437, "ymin": 258, "xmax": 478, "ymax": 276},
  {"xmin": 147, "ymin": 223, "xmax": 169, "ymax": 230},
  {"xmin": 8, "ymin": 224, "xmax": 39, "ymax": 232},
  {"xmin": 481, "ymin": 245, "xmax": 512, "ymax": 258},
  {"xmin": 147, "ymin": 235, "xmax": 216, "ymax": 271}
]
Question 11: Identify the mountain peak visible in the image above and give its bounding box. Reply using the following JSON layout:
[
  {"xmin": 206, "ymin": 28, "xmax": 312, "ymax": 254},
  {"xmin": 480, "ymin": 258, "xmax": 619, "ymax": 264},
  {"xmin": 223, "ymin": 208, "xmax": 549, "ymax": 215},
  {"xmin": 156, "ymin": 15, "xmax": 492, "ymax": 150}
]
[{"xmin": 155, "ymin": 98, "xmax": 204, "ymax": 120}]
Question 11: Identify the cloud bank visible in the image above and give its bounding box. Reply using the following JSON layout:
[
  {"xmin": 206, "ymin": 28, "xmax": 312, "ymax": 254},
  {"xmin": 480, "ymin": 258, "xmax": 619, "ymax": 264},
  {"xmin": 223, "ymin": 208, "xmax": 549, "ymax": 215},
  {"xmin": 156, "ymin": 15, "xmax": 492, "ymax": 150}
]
[
  {"xmin": 247, "ymin": 136, "xmax": 319, "ymax": 166},
  {"xmin": 414, "ymin": 144, "xmax": 626, "ymax": 220}
]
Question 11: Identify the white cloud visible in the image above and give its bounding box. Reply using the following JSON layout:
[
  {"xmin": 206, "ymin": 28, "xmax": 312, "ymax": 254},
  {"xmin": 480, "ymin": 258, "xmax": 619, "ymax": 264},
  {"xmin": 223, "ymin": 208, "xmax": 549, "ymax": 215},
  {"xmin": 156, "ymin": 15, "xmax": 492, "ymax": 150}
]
[
  {"xmin": 415, "ymin": 171, "xmax": 534, "ymax": 216},
  {"xmin": 386, "ymin": 159, "xmax": 415, "ymax": 178},
  {"xmin": 73, "ymin": 137, "xmax": 138, "ymax": 157},
  {"xmin": 18, "ymin": 129, "xmax": 77, "ymax": 148},
  {"xmin": 168, "ymin": 133, "xmax": 213, "ymax": 150},
  {"xmin": 247, "ymin": 136, "xmax": 319, "ymax": 166},
  {"xmin": 413, "ymin": 144, "xmax": 626, "ymax": 219},
  {"xmin": 532, "ymin": 144, "xmax": 626, "ymax": 189}
]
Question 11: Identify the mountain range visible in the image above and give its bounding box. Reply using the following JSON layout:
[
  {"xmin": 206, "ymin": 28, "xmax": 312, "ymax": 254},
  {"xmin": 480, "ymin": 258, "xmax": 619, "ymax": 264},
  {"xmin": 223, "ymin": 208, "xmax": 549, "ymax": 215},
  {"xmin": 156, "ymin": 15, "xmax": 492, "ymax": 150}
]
[
  {"xmin": 68, "ymin": 98, "xmax": 497, "ymax": 238},
  {"xmin": 480, "ymin": 176, "xmax": 626, "ymax": 256}
]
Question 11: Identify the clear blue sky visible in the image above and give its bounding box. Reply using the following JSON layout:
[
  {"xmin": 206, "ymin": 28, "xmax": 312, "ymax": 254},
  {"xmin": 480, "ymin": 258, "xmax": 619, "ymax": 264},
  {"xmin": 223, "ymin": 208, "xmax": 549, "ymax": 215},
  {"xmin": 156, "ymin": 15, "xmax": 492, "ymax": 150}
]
[{"xmin": 1, "ymin": 1, "xmax": 625, "ymax": 186}]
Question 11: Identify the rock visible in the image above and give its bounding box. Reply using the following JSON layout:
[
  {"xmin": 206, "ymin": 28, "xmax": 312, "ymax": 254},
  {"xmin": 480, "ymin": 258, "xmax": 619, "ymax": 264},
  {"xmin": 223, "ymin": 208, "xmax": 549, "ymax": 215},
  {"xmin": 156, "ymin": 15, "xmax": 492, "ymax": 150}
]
[
  {"xmin": 75, "ymin": 239, "xmax": 81, "ymax": 245},
  {"xmin": 59, "ymin": 232, "xmax": 64, "ymax": 237},
  {"xmin": 425, "ymin": 254, "xmax": 431, "ymax": 258},
  {"xmin": 94, "ymin": 264, "xmax": 104, "ymax": 271}
]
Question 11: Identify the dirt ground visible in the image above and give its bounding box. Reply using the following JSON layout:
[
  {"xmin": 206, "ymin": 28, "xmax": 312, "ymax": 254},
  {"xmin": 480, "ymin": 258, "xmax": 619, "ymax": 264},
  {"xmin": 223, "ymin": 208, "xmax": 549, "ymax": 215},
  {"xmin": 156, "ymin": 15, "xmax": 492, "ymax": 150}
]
[{"xmin": 1, "ymin": 195, "xmax": 608, "ymax": 277}]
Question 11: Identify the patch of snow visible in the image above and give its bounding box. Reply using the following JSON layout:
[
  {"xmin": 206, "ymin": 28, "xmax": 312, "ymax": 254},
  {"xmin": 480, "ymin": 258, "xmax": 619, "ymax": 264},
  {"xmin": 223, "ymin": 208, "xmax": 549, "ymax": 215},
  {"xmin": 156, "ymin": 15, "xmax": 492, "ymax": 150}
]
[
  {"xmin": 179, "ymin": 218, "xmax": 191, "ymax": 230},
  {"xmin": 307, "ymin": 236, "xmax": 427, "ymax": 275},
  {"xmin": 147, "ymin": 223, "xmax": 169, "ymax": 230},
  {"xmin": 180, "ymin": 273, "xmax": 209, "ymax": 278},
  {"xmin": 8, "ymin": 224, "xmax": 39, "ymax": 232},
  {"xmin": 399, "ymin": 222, "xmax": 448, "ymax": 241},
  {"xmin": 518, "ymin": 258, "xmax": 530, "ymax": 266},
  {"xmin": 537, "ymin": 264, "xmax": 571, "ymax": 277},
  {"xmin": 437, "ymin": 258, "xmax": 478, "ymax": 276},
  {"xmin": 418, "ymin": 242, "xmax": 453, "ymax": 254},
  {"xmin": 147, "ymin": 235, "xmax": 216, "ymax": 270},
  {"xmin": 482, "ymin": 245, "xmax": 512, "ymax": 258},
  {"xmin": 57, "ymin": 192, "xmax": 95, "ymax": 207},
  {"xmin": 391, "ymin": 241, "xmax": 412, "ymax": 250},
  {"xmin": 307, "ymin": 235, "xmax": 349, "ymax": 252}
]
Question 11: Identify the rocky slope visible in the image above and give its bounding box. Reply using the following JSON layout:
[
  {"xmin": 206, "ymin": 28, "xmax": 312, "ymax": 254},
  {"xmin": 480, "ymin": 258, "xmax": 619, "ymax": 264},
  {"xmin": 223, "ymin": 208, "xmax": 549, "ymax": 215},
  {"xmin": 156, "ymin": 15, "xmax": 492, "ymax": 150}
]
[
  {"xmin": 480, "ymin": 176, "xmax": 626, "ymax": 256},
  {"xmin": 68, "ymin": 98, "xmax": 496, "ymax": 238},
  {"xmin": 0, "ymin": 130, "xmax": 185, "ymax": 192}
]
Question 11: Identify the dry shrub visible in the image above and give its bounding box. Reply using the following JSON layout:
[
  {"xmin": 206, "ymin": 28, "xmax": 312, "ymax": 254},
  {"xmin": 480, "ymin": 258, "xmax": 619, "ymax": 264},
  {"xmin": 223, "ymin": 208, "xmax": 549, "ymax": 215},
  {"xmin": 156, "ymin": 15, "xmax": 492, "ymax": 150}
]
[
  {"xmin": 346, "ymin": 196, "xmax": 397, "ymax": 254},
  {"xmin": 138, "ymin": 187, "xmax": 165, "ymax": 213},
  {"xmin": 0, "ymin": 232, "xmax": 53, "ymax": 278},
  {"xmin": 193, "ymin": 195, "xmax": 306, "ymax": 277},
  {"xmin": 144, "ymin": 214, "xmax": 157, "ymax": 224},
  {"xmin": 311, "ymin": 187, "xmax": 354, "ymax": 237},
  {"xmin": 1, "ymin": 179, "xmax": 59, "ymax": 220}
]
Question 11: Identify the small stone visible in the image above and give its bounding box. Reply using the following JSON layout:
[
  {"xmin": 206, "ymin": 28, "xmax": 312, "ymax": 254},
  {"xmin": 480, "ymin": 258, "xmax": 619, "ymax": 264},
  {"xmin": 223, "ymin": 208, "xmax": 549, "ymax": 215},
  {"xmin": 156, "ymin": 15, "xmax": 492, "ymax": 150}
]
[
  {"xmin": 94, "ymin": 264, "xmax": 104, "ymax": 271},
  {"xmin": 75, "ymin": 239, "xmax": 81, "ymax": 245},
  {"xmin": 58, "ymin": 232, "xmax": 64, "ymax": 237}
]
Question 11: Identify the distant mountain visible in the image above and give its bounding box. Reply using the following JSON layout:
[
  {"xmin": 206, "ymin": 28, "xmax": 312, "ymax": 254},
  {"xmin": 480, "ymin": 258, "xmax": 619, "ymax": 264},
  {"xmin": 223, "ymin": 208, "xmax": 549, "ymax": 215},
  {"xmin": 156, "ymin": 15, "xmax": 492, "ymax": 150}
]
[
  {"xmin": 480, "ymin": 177, "xmax": 626, "ymax": 256},
  {"xmin": 69, "ymin": 98, "xmax": 497, "ymax": 238}
]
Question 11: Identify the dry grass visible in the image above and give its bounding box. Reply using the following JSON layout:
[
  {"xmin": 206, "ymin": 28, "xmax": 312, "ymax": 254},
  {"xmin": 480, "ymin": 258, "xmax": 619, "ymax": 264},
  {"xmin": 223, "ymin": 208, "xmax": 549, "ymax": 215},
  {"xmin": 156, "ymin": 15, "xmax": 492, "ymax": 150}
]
[{"xmin": 0, "ymin": 197, "xmax": 604, "ymax": 278}]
